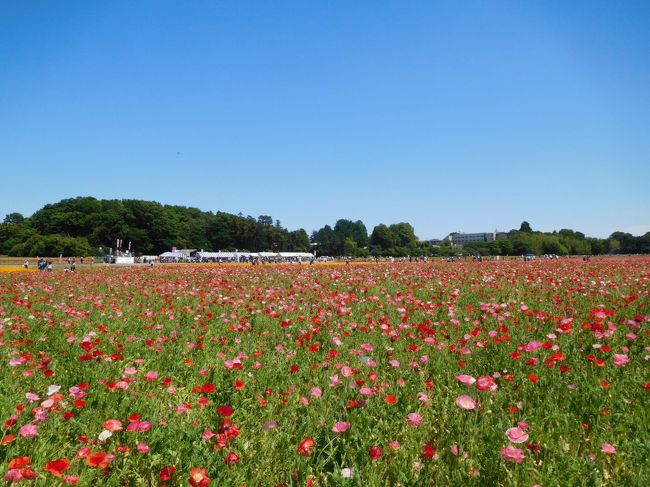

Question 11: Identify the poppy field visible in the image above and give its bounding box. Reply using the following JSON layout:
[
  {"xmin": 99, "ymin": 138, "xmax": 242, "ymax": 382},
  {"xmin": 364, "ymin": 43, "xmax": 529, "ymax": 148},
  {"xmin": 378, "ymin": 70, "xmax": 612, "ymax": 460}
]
[{"xmin": 1, "ymin": 259, "xmax": 648, "ymax": 486}]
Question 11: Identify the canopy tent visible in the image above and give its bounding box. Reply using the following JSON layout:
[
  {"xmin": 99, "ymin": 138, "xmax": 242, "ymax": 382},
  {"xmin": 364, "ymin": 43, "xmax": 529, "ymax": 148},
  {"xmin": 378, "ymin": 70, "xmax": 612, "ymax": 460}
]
[
  {"xmin": 195, "ymin": 251, "xmax": 243, "ymax": 260},
  {"xmin": 258, "ymin": 252, "xmax": 280, "ymax": 258},
  {"xmin": 278, "ymin": 252, "xmax": 314, "ymax": 259},
  {"xmin": 159, "ymin": 251, "xmax": 190, "ymax": 259},
  {"xmin": 195, "ymin": 251, "xmax": 314, "ymax": 262}
]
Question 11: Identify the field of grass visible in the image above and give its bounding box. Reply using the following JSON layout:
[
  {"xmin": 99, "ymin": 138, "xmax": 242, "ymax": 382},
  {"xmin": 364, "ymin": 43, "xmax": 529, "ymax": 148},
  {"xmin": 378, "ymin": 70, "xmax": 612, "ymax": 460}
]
[{"xmin": 1, "ymin": 258, "xmax": 648, "ymax": 486}]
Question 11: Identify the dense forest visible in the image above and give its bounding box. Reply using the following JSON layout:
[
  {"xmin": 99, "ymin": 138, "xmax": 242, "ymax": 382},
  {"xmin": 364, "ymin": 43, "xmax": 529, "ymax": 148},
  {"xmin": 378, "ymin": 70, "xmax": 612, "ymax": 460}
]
[{"xmin": 1, "ymin": 197, "xmax": 649, "ymax": 257}]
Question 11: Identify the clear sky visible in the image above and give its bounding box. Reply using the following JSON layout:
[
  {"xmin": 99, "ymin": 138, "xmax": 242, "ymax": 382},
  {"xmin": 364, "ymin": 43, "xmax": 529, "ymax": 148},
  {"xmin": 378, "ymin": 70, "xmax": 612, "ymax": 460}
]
[{"xmin": 1, "ymin": 0, "xmax": 648, "ymax": 239}]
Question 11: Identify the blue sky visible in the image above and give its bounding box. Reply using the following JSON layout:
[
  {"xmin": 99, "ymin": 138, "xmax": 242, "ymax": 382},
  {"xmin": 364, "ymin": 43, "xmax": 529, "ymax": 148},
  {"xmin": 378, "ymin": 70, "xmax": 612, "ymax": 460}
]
[{"xmin": 1, "ymin": 0, "xmax": 648, "ymax": 239}]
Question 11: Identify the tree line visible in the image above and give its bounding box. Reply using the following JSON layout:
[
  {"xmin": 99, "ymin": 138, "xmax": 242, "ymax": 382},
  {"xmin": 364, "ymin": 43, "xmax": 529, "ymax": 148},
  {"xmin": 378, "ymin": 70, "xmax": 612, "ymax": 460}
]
[
  {"xmin": 1, "ymin": 199, "xmax": 649, "ymax": 257},
  {"xmin": 0, "ymin": 197, "xmax": 310, "ymax": 257}
]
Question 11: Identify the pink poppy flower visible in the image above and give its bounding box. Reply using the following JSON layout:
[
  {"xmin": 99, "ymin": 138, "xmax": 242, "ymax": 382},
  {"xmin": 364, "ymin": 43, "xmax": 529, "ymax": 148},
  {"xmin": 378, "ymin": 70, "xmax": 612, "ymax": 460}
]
[
  {"xmin": 126, "ymin": 420, "xmax": 152, "ymax": 432},
  {"xmin": 25, "ymin": 392, "xmax": 39, "ymax": 403},
  {"xmin": 263, "ymin": 421, "xmax": 277, "ymax": 430},
  {"xmin": 601, "ymin": 443, "xmax": 616, "ymax": 454},
  {"xmin": 505, "ymin": 427, "xmax": 529, "ymax": 444},
  {"xmin": 19, "ymin": 424, "xmax": 38, "ymax": 438},
  {"xmin": 68, "ymin": 387, "xmax": 85, "ymax": 399},
  {"xmin": 310, "ymin": 387, "xmax": 322, "ymax": 398},
  {"xmin": 613, "ymin": 354, "xmax": 629, "ymax": 367},
  {"xmin": 455, "ymin": 395, "xmax": 476, "ymax": 410},
  {"xmin": 456, "ymin": 374, "xmax": 476, "ymax": 386},
  {"xmin": 500, "ymin": 445, "xmax": 525, "ymax": 463},
  {"xmin": 332, "ymin": 421, "xmax": 350, "ymax": 434},
  {"xmin": 476, "ymin": 376, "xmax": 497, "ymax": 392},
  {"xmin": 525, "ymin": 340, "xmax": 542, "ymax": 352},
  {"xmin": 407, "ymin": 413, "xmax": 423, "ymax": 427},
  {"xmin": 41, "ymin": 399, "xmax": 54, "ymax": 409},
  {"xmin": 145, "ymin": 370, "xmax": 159, "ymax": 382},
  {"xmin": 103, "ymin": 419, "xmax": 123, "ymax": 432}
]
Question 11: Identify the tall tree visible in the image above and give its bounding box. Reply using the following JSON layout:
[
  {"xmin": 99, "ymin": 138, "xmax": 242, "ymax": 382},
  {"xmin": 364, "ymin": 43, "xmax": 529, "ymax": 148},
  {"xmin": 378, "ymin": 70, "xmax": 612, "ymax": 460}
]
[
  {"xmin": 519, "ymin": 221, "xmax": 532, "ymax": 233},
  {"xmin": 3, "ymin": 212, "xmax": 24, "ymax": 225},
  {"xmin": 370, "ymin": 224, "xmax": 398, "ymax": 250},
  {"xmin": 389, "ymin": 222, "xmax": 418, "ymax": 248}
]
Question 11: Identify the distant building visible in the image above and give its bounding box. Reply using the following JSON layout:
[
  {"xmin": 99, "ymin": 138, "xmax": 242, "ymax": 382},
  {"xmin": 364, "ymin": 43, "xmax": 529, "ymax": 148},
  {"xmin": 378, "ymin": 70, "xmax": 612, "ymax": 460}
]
[{"xmin": 444, "ymin": 230, "xmax": 507, "ymax": 246}]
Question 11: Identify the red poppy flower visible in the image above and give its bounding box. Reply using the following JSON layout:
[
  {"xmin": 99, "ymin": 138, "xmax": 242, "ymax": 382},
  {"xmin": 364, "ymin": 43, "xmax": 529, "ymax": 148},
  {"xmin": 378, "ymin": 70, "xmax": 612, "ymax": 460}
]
[
  {"xmin": 422, "ymin": 444, "xmax": 437, "ymax": 458},
  {"xmin": 2, "ymin": 434, "xmax": 15, "ymax": 446},
  {"xmin": 298, "ymin": 437, "xmax": 314, "ymax": 457},
  {"xmin": 86, "ymin": 451, "xmax": 110, "ymax": 468},
  {"xmin": 8, "ymin": 456, "xmax": 31, "ymax": 469},
  {"xmin": 189, "ymin": 467, "xmax": 211, "ymax": 487},
  {"xmin": 201, "ymin": 383, "xmax": 216, "ymax": 394},
  {"xmin": 217, "ymin": 405, "xmax": 233, "ymax": 417},
  {"xmin": 384, "ymin": 394, "xmax": 397, "ymax": 404},
  {"xmin": 369, "ymin": 446, "xmax": 382, "ymax": 461},
  {"xmin": 44, "ymin": 458, "xmax": 71, "ymax": 477},
  {"xmin": 225, "ymin": 451, "xmax": 240, "ymax": 465},
  {"xmin": 159, "ymin": 466, "xmax": 176, "ymax": 481}
]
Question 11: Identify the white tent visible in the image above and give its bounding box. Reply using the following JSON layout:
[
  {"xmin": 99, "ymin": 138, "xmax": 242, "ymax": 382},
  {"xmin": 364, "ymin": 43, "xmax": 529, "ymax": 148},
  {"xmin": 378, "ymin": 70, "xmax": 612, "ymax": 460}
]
[
  {"xmin": 194, "ymin": 251, "xmax": 314, "ymax": 262},
  {"xmin": 159, "ymin": 251, "xmax": 190, "ymax": 259},
  {"xmin": 279, "ymin": 252, "xmax": 314, "ymax": 259},
  {"xmin": 195, "ymin": 251, "xmax": 257, "ymax": 261},
  {"xmin": 258, "ymin": 252, "xmax": 280, "ymax": 258}
]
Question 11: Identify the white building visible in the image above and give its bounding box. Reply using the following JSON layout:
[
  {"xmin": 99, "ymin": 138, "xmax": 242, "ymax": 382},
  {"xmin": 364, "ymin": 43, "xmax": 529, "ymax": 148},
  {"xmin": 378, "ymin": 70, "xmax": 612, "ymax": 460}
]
[{"xmin": 444, "ymin": 231, "xmax": 505, "ymax": 246}]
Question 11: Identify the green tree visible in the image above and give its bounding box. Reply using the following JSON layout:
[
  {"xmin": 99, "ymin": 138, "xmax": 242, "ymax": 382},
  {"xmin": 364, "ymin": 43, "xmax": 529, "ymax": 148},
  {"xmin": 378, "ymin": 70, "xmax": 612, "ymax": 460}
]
[
  {"xmin": 288, "ymin": 229, "xmax": 311, "ymax": 252},
  {"xmin": 334, "ymin": 219, "xmax": 369, "ymax": 249},
  {"xmin": 370, "ymin": 224, "xmax": 398, "ymax": 251},
  {"xmin": 389, "ymin": 222, "xmax": 418, "ymax": 249},
  {"xmin": 3, "ymin": 212, "xmax": 25, "ymax": 225},
  {"xmin": 9, "ymin": 234, "xmax": 92, "ymax": 257},
  {"xmin": 311, "ymin": 225, "xmax": 338, "ymax": 256},
  {"xmin": 258, "ymin": 215, "xmax": 273, "ymax": 226},
  {"xmin": 519, "ymin": 221, "xmax": 532, "ymax": 233}
]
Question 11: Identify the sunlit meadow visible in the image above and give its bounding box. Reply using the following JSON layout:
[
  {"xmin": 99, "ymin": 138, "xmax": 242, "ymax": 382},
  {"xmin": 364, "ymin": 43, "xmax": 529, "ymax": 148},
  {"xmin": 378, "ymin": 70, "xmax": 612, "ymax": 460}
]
[{"xmin": 1, "ymin": 259, "xmax": 648, "ymax": 486}]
